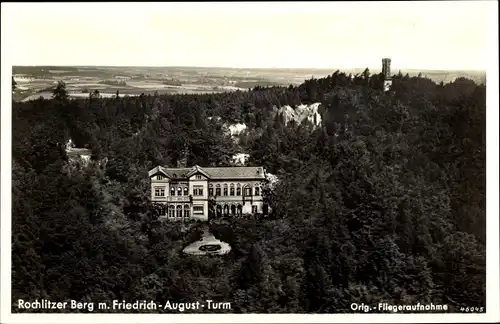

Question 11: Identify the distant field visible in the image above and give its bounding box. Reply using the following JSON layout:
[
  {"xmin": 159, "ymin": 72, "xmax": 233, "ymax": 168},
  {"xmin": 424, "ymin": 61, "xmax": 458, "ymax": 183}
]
[{"xmin": 12, "ymin": 65, "xmax": 485, "ymax": 102}]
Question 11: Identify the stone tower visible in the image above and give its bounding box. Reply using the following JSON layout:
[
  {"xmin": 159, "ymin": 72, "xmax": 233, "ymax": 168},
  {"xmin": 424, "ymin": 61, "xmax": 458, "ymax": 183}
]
[{"xmin": 382, "ymin": 58, "xmax": 392, "ymax": 91}]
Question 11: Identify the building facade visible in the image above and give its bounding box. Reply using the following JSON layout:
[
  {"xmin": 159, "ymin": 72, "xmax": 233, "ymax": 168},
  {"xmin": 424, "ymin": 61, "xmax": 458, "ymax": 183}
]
[{"xmin": 149, "ymin": 165, "xmax": 267, "ymax": 221}]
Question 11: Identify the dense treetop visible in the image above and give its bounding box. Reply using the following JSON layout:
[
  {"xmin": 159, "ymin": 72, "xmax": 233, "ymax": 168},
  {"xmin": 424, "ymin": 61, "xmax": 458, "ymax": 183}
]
[{"xmin": 12, "ymin": 69, "xmax": 485, "ymax": 312}]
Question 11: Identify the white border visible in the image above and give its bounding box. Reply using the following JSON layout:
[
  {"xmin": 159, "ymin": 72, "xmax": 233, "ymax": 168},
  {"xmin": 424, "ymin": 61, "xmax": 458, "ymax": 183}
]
[
  {"xmin": 1, "ymin": 2, "xmax": 499, "ymax": 323},
  {"xmin": 485, "ymin": 0, "xmax": 500, "ymax": 321}
]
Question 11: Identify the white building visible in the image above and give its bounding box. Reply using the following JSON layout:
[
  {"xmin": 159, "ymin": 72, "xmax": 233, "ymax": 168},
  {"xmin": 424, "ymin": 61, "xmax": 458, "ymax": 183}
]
[{"xmin": 149, "ymin": 165, "xmax": 268, "ymax": 221}]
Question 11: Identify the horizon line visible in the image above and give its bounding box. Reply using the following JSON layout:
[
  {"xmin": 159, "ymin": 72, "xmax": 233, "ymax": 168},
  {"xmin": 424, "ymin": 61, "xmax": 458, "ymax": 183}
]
[{"xmin": 11, "ymin": 65, "xmax": 486, "ymax": 73}]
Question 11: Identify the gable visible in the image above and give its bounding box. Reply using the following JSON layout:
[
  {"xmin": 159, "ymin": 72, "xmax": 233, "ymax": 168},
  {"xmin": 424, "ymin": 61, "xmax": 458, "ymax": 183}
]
[
  {"xmin": 148, "ymin": 166, "xmax": 169, "ymax": 178},
  {"xmin": 151, "ymin": 172, "xmax": 169, "ymax": 180},
  {"xmin": 186, "ymin": 165, "xmax": 211, "ymax": 179},
  {"xmin": 189, "ymin": 173, "xmax": 208, "ymax": 180}
]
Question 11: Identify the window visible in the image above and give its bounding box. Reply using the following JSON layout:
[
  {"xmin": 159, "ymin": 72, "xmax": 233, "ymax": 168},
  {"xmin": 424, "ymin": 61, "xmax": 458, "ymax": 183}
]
[
  {"xmin": 184, "ymin": 205, "xmax": 190, "ymax": 218},
  {"xmin": 159, "ymin": 205, "xmax": 166, "ymax": 216},
  {"xmin": 216, "ymin": 184, "xmax": 221, "ymax": 196},
  {"xmin": 169, "ymin": 205, "xmax": 175, "ymax": 218},
  {"xmin": 244, "ymin": 187, "xmax": 252, "ymax": 196},
  {"xmin": 177, "ymin": 187, "xmax": 182, "ymax": 196},
  {"xmin": 252, "ymin": 205, "xmax": 258, "ymax": 214},
  {"xmin": 236, "ymin": 184, "xmax": 241, "ymax": 196},
  {"xmin": 154, "ymin": 187, "xmax": 165, "ymax": 197},
  {"xmin": 193, "ymin": 205, "xmax": 204, "ymax": 214},
  {"xmin": 193, "ymin": 186, "xmax": 203, "ymax": 196},
  {"xmin": 156, "ymin": 175, "xmax": 164, "ymax": 180},
  {"xmin": 255, "ymin": 187, "xmax": 260, "ymax": 196},
  {"xmin": 196, "ymin": 175, "xmax": 202, "ymax": 180},
  {"xmin": 172, "ymin": 173, "xmax": 177, "ymax": 178},
  {"xmin": 184, "ymin": 187, "xmax": 188, "ymax": 196},
  {"xmin": 170, "ymin": 187, "xmax": 175, "ymax": 196},
  {"xmin": 209, "ymin": 185, "xmax": 214, "ymax": 197},
  {"xmin": 177, "ymin": 205, "xmax": 182, "ymax": 218},
  {"xmin": 230, "ymin": 183, "xmax": 235, "ymax": 196},
  {"xmin": 223, "ymin": 184, "xmax": 228, "ymax": 196}
]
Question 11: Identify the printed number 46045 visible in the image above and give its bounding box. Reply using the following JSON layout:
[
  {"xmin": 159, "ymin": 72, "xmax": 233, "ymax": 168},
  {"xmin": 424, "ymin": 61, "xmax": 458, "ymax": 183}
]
[{"xmin": 460, "ymin": 307, "xmax": 485, "ymax": 312}]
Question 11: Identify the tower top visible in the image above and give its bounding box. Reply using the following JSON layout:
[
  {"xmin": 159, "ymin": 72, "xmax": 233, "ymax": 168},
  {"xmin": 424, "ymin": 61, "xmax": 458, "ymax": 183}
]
[{"xmin": 382, "ymin": 58, "xmax": 392, "ymax": 80}]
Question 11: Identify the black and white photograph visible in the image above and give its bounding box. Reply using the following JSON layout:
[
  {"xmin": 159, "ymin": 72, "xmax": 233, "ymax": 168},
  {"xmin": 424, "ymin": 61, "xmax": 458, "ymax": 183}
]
[{"xmin": 1, "ymin": 1, "xmax": 499, "ymax": 323}]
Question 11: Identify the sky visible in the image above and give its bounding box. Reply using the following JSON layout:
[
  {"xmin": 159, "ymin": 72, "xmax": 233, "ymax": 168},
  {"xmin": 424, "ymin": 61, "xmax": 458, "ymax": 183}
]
[{"xmin": 1, "ymin": 1, "xmax": 497, "ymax": 70}]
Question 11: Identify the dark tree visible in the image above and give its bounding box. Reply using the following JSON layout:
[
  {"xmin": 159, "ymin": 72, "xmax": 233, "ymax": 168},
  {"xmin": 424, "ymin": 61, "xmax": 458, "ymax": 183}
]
[{"xmin": 52, "ymin": 81, "xmax": 68, "ymax": 101}]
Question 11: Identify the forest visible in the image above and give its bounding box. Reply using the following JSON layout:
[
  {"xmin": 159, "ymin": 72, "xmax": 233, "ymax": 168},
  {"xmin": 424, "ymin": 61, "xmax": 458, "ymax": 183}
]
[{"xmin": 11, "ymin": 68, "xmax": 486, "ymax": 313}]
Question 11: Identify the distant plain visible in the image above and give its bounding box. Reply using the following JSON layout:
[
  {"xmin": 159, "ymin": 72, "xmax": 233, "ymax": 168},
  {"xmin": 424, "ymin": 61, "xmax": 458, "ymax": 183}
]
[{"xmin": 12, "ymin": 65, "xmax": 486, "ymax": 102}]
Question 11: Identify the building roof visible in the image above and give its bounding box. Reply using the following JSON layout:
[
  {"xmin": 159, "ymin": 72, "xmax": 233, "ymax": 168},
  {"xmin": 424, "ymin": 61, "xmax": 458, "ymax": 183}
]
[
  {"xmin": 149, "ymin": 165, "xmax": 265, "ymax": 180},
  {"xmin": 186, "ymin": 165, "xmax": 211, "ymax": 178}
]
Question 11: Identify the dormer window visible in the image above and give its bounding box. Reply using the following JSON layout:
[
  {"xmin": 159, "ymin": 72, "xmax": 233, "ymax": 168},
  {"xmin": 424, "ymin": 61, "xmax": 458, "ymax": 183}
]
[{"xmin": 172, "ymin": 173, "xmax": 177, "ymax": 178}]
